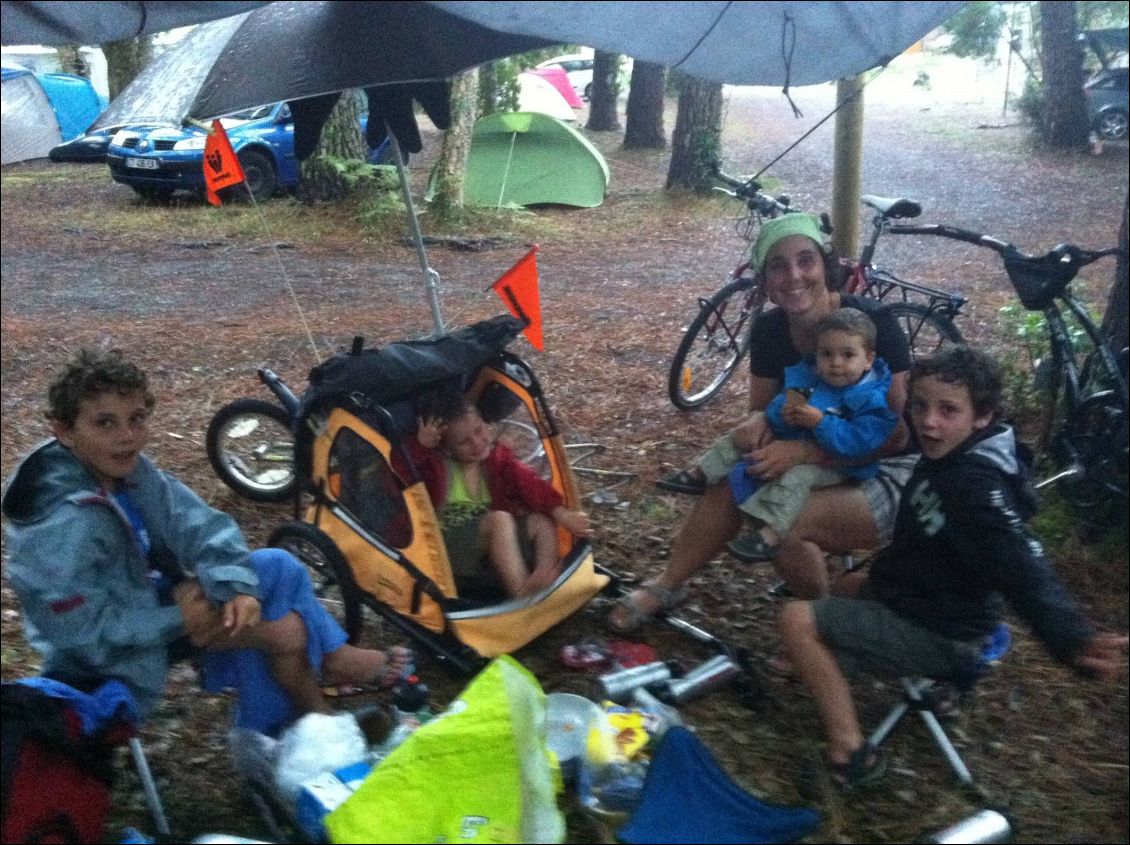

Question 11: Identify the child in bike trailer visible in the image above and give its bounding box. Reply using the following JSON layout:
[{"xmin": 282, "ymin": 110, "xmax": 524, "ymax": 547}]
[
  {"xmin": 403, "ymin": 395, "xmax": 593, "ymax": 599},
  {"xmin": 695, "ymin": 308, "xmax": 898, "ymax": 562},
  {"xmin": 778, "ymin": 345, "xmax": 1127, "ymax": 790}
]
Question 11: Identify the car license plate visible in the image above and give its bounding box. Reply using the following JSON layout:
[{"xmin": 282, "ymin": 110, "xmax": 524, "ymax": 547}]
[{"xmin": 126, "ymin": 158, "xmax": 159, "ymax": 170}]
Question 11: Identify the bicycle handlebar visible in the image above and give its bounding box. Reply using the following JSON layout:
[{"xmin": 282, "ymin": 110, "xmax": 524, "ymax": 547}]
[
  {"xmin": 887, "ymin": 222, "xmax": 1124, "ymax": 310},
  {"xmin": 710, "ymin": 161, "xmax": 791, "ymax": 217}
]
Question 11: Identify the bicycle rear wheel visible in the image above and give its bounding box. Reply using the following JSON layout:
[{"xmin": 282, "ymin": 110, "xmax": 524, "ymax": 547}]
[
  {"xmin": 884, "ymin": 302, "xmax": 962, "ymax": 361},
  {"xmin": 668, "ymin": 276, "xmax": 763, "ymax": 410}
]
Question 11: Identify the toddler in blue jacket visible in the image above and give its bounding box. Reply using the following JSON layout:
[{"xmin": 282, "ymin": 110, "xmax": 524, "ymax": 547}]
[{"xmin": 696, "ymin": 308, "xmax": 898, "ymax": 561}]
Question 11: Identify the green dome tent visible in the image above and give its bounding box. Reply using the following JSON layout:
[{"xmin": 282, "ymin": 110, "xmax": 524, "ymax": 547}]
[{"xmin": 455, "ymin": 111, "xmax": 609, "ymax": 209}]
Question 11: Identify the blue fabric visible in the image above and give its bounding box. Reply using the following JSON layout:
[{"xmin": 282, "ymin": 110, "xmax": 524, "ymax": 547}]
[
  {"xmin": 13, "ymin": 677, "xmax": 140, "ymax": 736},
  {"xmin": 201, "ymin": 548, "xmax": 348, "ymax": 736},
  {"xmin": 617, "ymin": 728, "xmax": 821, "ymax": 844},
  {"xmin": 727, "ymin": 461, "xmax": 762, "ymax": 506}
]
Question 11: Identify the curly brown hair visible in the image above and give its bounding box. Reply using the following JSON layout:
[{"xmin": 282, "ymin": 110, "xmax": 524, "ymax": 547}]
[
  {"xmin": 46, "ymin": 349, "xmax": 156, "ymax": 427},
  {"xmin": 910, "ymin": 345, "xmax": 1003, "ymax": 417}
]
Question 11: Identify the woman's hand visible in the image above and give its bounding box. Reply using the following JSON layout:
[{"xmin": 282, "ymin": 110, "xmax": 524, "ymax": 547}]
[
  {"xmin": 732, "ymin": 412, "xmax": 772, "ymax": 451},
  {"xmin": 417, "ymin": 415, "xmax": 445, "ymax": 450},
  {"xmin": 745, "ymin": 439, "xmax": 820, "ymax": 481},
  {"xmin": 554, "ymin": 507, "xmax": 593, "ymax": 538}
]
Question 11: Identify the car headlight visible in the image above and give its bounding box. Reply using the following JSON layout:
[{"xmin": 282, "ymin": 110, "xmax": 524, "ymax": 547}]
[
  {"xmin": 110, "ymin": 130, "xmax": 132, "ymax": 146},
  {"xmin": 173, "ymin": 136, "xmax": 208, "ymax": 151}
]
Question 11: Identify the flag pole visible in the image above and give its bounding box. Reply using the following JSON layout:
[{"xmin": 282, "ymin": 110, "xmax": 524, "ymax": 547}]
[{"xmin": 388, "ymin": 125, "xmax": 446, "ymax": 338}]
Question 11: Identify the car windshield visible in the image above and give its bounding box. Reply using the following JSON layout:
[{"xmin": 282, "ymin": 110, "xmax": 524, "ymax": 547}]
[{"xmin": 224, "ymin": 104, "xmax": 277, "ymax": 122}]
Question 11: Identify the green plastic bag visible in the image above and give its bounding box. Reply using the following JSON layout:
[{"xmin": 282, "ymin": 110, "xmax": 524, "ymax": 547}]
[{"xmin": 326, "ymin": 656, "xmax": 564, "ymax": 843}]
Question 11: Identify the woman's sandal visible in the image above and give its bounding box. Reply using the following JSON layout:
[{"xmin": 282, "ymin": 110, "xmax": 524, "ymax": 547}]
[
  {"xmin": 607, "ymin": 581, "xmax": 688, "ymax": 634},
  {"xmin": 727, "ymin": 531, "xmax": 779, "ymax": 563},
  {"xmin": 655, "ymin": 469, "xmax": 707, "ymax": 496}
]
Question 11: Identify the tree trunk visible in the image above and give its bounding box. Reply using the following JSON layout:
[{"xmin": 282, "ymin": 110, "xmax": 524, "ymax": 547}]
[
  {"xmin": 297, "ymin": 90, "xmax": 367, "ymax": 203},
  {"xmin": 623, "ymin": 61, "xmax": 667, "ymax": 149},
  {"xmin": 666, "ymin": 74, "xmax": 723, "ymax": 192},
  {"xmin": 103, "ymin": 36, "xmax": 153, "ymax": 99},
  {"xmin": 1102, "ymin": 194, "xmax": 1129, "ymax": 356},
  {"xmin": 56, "ymin": 46, "xmax": 87, "ymax": 77},
  {"xmin": 586, "ymin": 51, "xmax": 622, "ymax": 132},
  {"xmin": 432, "ymin": 69, "xmax": 480, "ymax": 221},
  {"xmin": 478, "ymin": 62, "xmax": 499, "ymax": 116},
  {"xmin": 1039, "ymin": 1, "xmax": 1089, "ymax": 148}
]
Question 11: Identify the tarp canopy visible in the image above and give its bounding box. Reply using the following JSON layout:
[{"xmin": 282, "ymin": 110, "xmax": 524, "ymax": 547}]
[
  {"xmin": 453, "ymin": 112, "xmax": 610, "ymax": 209},
  {"xmin": 3, "ymin": 2, "xmax": 967, "ymax": 93}
]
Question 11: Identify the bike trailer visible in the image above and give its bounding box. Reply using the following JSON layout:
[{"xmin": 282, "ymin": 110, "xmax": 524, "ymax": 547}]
[{"xmin": 270, "ymin": 315, "xmax": 611, "ymax": 672}]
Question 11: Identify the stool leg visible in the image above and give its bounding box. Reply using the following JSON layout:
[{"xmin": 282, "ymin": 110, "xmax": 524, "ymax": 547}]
[
  {"xmin": 128, "ymin": 736, "xmax": 171, "ymax": 835},
  {"xmin": 916, "ymin": 709, "xmax": 975, "ymax": 787}
]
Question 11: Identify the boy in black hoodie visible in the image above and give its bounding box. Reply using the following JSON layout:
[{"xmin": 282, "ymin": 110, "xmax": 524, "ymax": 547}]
[{"xmin": 779, "ymin": 346, "xmax": 1127, "ymax": 789}]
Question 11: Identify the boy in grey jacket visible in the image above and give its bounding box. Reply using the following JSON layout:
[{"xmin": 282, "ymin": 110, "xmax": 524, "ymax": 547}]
[{"xmin": 3, "ymin": 349, "xmax": 410, "ymax": 733}]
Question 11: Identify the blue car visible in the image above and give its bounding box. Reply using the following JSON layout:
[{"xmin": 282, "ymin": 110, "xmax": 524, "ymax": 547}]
[{"xmin": 106, "ymin": 102, "xmax": 388, "ymax": 202}]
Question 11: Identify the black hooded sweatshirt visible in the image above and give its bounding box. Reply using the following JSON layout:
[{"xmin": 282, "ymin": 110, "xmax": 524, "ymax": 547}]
[{"xmin": 866, "ymin": 422, "xmax": 1094, "ymax": 666}]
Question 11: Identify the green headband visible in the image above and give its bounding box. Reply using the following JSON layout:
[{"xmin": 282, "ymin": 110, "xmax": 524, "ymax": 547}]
[{"xmin": 752, "ymin": 213, "xmax": 825, "ymax": 271}]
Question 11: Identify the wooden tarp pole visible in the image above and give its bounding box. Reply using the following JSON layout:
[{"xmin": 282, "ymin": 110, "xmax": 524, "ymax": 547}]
[{"xmin": 831, "ymin": 74, "xmax": 865, "ymax": 261}]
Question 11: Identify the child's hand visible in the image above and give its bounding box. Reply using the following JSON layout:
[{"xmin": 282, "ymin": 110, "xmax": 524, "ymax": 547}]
[
  {"xmin": 555, "ymin": 508, "xmax": 593, "ymax": 538},
  {"xmin": 783, "ymin": 403, "xmax": 823, "ymax": 429},
  {"xmin": 417, "ymin": 415, "xmax": 445, "ymax": 449},
  {"xmin": 1074, "ymin": 632, "xmax": 1129, "ymax": 680}
]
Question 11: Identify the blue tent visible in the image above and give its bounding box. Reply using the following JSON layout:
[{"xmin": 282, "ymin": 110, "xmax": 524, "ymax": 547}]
[{"xmin": 36, "ymin": 71, "xmax": 107, "ymax": 140}]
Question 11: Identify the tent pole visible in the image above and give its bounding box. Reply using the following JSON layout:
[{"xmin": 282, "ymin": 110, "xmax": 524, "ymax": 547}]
[
  {"xmin": 389, "ymin": 127, "xmax": 446, "ymax": 337},
  {"xmin": 497, "ymin": 131, "xmax": 518, "ymax": 209}
]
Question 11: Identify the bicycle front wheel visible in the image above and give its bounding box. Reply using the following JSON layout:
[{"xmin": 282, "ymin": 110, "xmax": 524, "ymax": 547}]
[
  {"xmin": 885, "ymin": 302, "xmax": 962, "ymax": 361},
  {"xmin": 668, "ymin": 276, "xmax": 763, "ymax": 410}
]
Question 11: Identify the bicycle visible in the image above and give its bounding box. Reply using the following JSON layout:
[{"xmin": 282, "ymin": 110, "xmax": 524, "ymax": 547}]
[
  {"xmin": 666, "ymin": 167, "xmax": 794, "ymax": 410},
  {"xmin": 667, "ymin": 175, "xmax": 967, "ymax": 410},
  {"xmin": 879, "ymin": 223, "xmax": 1126, "ymax": 527}
]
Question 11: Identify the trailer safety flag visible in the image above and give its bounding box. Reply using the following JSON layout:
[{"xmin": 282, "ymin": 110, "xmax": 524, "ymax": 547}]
[
  {"xmin": 203, "ymin": 119, "xmax": 245, "ymax": 206},
  {"xmin": 490, "ymin": 246, "xmax": 543, "ymax": 351}
]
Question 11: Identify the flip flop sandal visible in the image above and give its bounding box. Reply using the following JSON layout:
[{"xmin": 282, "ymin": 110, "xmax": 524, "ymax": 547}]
[
  {"xmin": 798, "ymin": 743, "xmax": 887, "ymax": 800},
  {"xmin": 727, "ymin": 531, "xmax": 779, "ymax": 563},
  {"xmin": 655, "ymin": 469, "xmax": 707, "ymax": 495},
  {"xmin": 607, "ymin": 581, "xmax": 688, "ymax": 634}
]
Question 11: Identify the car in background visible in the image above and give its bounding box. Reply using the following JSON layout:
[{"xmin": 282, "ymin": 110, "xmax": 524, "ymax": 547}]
[
  {"xmin": 1085, "ymin": 66, "xmax": 1128, "ymax": 141},
  {"xmin": 106, "ymin": 102, "xmax": 298, "ymax": 201},
  {"xmin": 49, "ymin": 124, "xmax": 158, "ymax": 164},
  {"xmin": 536, "ymin": 53, "xmax": 594, "ymax": 100}
]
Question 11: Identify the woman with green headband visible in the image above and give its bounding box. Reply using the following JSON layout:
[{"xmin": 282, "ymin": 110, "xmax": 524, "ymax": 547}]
[{"xmin": 609, "ymin": 214, "xmax": 916, "ymax": 634}]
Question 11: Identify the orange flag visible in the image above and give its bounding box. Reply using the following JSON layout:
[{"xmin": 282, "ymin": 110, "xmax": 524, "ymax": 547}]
[
  {"xmin": 203, "ymin": 120, "xmax": 245, "ymax": 206},
  {"xmin": 490, "ymin": 246, "xmax": 544, "ymax": 351}
]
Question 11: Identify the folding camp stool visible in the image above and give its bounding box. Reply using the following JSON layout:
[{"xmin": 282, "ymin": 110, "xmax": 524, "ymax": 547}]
[{"xmin": 866, "ymin": 624, "xmax": 1011, "ymax": 788}]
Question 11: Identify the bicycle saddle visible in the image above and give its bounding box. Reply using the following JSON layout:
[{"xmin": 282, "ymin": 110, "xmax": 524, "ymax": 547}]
[{"xmin": 861, "ymin": 195, "xmax": 922, "ymax": 219}]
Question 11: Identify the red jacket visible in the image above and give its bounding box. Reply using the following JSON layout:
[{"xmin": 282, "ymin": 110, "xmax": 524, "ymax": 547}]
[{"xmin": 400, "ymin": 439, "xmax": 563, "ymax": 518}]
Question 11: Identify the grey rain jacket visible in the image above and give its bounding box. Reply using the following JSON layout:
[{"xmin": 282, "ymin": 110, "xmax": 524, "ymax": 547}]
[{"xmin": 2, "ymin": 439, "xmax": 259, "ymax": 715}]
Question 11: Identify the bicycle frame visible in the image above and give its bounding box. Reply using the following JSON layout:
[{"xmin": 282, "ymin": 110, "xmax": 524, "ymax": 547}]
[
  {"xmin": 1037, "ymin": 287, "xmax": 1129, "ymax": 488},
  {"xmin": 852, "ymin": 207, "xmax": 969, "ymax": 321}
]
